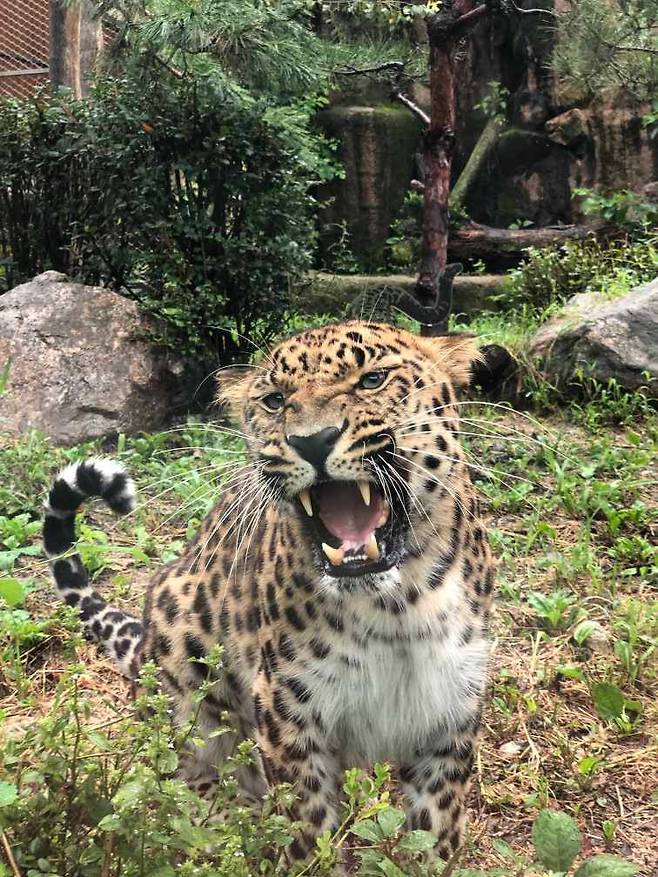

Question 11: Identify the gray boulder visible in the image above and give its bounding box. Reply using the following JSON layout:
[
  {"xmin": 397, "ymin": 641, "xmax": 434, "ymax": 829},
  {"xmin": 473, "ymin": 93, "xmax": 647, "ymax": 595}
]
[
  {"xmin": 528, "ymin": 278, "xmax": 658, "ymax": 397},
  {"xmin": 0, "ymin": 272, "xmax": 210, "ymax": 445}
]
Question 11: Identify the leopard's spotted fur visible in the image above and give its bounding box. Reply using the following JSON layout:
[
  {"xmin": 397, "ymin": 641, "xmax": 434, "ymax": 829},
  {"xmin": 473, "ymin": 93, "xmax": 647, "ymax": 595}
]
[{"xmin": 44, "ymin": 321, "xmax": 495, "ymax": 862}]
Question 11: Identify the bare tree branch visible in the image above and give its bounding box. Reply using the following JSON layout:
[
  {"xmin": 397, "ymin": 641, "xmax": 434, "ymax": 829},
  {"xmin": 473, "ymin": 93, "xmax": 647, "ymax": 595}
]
[
  {"xmin": 334, "ymin": 60, "xmax": 406, "ymax": 77},
  {"xmin": 454, "ymin": 3, "xmax": 489, "ymax": 31},
  {"xmin": 392, "ymin": 90, "xmax": 430, "ymax": 126},
  {"xmin": 506, "ymin": 0, "xmax": 558, "ymax": 16}
]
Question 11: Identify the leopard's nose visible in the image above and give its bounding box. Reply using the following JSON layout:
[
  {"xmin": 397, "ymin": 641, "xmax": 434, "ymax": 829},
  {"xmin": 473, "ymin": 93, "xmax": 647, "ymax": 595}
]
[{"xmin": 287, "ymin": 426, "xmax": 341, "ymax": 472}]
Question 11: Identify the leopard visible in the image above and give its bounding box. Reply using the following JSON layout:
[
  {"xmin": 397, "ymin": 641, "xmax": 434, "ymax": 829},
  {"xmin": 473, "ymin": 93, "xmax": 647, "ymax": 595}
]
[{"xmin": 43, "ymin": 320, "xmax": 495, "ymax": 864}]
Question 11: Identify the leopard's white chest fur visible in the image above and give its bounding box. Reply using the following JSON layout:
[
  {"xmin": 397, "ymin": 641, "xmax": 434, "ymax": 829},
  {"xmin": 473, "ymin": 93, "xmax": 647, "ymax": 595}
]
[{"xmin": 301, "ymin": 570, "xmax": 490, "ymax": 764}]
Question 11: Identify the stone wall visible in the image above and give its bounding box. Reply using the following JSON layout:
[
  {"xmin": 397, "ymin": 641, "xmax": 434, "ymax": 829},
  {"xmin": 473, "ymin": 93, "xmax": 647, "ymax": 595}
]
[
  {"xmin": 317, "ymin": 99, "xmax": 421, "ymax": 270},
  {"xmin": 318, "ymin": 11, "xmax": 657, "ymax": 266}
]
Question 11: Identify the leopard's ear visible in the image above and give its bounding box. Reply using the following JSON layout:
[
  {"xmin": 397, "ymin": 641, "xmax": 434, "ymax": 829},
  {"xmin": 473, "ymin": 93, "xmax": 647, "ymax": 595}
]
[
  {"xmin": 417, "ymin": 332, "xmax": 483, "ymax": 389},
  {"xmin": 215, "ymin": 364, "xmax": 254, "ymax": 412}
]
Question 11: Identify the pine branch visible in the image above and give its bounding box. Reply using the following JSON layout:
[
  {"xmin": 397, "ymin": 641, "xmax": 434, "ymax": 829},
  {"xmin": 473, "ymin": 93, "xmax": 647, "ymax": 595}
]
[{"xmin": 601, "ymin": 40, "xmax": 658, "ymax": 56}]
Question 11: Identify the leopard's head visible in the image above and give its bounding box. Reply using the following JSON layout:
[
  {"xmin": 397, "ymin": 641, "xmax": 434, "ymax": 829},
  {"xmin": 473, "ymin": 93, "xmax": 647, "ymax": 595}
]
[{"xmin": 219, "ymin": 321, "xmax": 480, "ymax": 580}]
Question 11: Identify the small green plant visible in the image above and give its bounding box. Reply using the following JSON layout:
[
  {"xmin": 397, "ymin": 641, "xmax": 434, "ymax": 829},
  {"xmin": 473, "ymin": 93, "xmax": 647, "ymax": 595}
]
[
  {"xmin": 474, "ymin": 80, "xmax": 510, "ymax": 120},
  {"xmin": 570, "ymin": 373, "xmax": 656, "ymax": 430},
  {"xmin": 321, "ymin": 221, "xmax": 362, "ymax": 275},
  {"xmin": 572, "ymin": 619, "xmax": 606, "ymax": 648},
  {"xmin": 612, "ymin": 600, "xmax": 657, "ymax": 684},
  {"xmin": 642, "ymin": 97, "xmax": 658, "ymax": 137},
  {"xmin": 602, "ymin": 819, "xmax": 618, "ymax": 849},
  {"xmin": 531, "ymin": 809, "xmax": 636, "ymax": 876},
  {"xmin": 528, "ymin": 589, "xmax": 579, "ymax": 633},
  {"xmin": 386, "ymin": 191, "xmax": 423, "ymax": 272},
  {"xmin": 590, "ymin": 682, "xmax": 642, "ymax": 734},
  {"xmin": 0, "ymin": 513, "xmax": 42, "ymax": 572}
]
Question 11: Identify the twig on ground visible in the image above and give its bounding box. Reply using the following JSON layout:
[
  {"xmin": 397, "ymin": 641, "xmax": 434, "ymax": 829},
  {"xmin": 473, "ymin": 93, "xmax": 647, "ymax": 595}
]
[{"xmin": 1, "ymin": 831, "xmax": 21, "ymax": 877}]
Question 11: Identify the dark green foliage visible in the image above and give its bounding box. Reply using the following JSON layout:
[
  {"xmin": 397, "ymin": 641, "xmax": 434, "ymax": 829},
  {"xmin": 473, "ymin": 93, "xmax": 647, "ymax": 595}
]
[
  {"xmin": 104, "ymin": 0, "xmax": 329, "ymax": 101},
  {"xmin": 500, "ymin": 236, "xmax": 658, "ymax": 312},
  {"xmin": 386, "ymin": 191, "xmax": 423, "ymax": 272},
  {"xmin": 554, "ymin": 0, "xmax": 658, "ymax": 101},
  {"xmin": 0, "ymin": 70, "xmax": 332, "ymax": 358},
  {"xmin": 575, "ymin": 188, "xmax": 658, "ymax": 235},
  {"xmin": 0, "ymin": 659, "xmax": 298, "ymax": 876}
]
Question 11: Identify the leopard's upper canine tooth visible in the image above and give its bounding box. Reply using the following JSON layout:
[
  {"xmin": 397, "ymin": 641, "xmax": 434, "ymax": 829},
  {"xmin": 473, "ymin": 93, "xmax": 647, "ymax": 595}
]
[
  {"xmin": 365, "ymin": 532, "xmax": 380, "ymax": 560},
  {"xmin": 299, "ymin": 489, "xmax": 313, "ymax": 517},
  {"xmin": 357, "ymin": 480, "xmax": 371, "ymax": 507},
  {"xmin": 322, "ymin": 542, "xmax": 345, "ymax": 566}
]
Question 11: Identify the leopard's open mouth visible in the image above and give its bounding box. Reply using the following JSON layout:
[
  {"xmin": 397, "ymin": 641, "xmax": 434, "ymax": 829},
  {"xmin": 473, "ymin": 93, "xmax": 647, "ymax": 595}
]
[{"xmin": 296, "ymin": 479, "xmax": 407, "ymax": 577}]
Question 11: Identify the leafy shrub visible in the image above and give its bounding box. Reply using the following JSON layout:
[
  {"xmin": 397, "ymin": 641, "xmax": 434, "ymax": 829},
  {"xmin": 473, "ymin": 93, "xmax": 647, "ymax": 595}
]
[
  {"xmin": 575, "ymin": 188, "xmax": 658, "ymax": 234},
  {"xmin": 0, "ymin": 658, "xmax": 299, "ymax": 876},
  {"xmin": 501, "ymin": 236, "xmax": 658, "ymax": 312},
  {"xmin": 0, "ymin": 69, "xmax": 333, "ymax": 358},
  {"xmin": 386, "ymin": 191, "xmax": 424, "ymax": 272}
]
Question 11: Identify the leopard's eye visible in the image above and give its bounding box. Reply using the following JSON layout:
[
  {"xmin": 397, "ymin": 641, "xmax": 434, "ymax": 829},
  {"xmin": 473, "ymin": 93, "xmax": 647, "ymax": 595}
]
[
  {"xmin": 358, "ymin": 370, "xmax": 388, "ymax": 390},
  {"xmin": 261, "ymin": 392, "xmax": 285, "ymax": 412}
]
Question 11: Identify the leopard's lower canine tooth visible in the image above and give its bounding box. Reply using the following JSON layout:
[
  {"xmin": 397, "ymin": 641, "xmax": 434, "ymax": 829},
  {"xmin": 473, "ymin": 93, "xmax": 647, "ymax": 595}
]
[
  {"xmin": 322, "ymin": 542, "xmax": 345, "ymax": 566},
  {"xmin": 299, "ymin": 489, "xmax": 313, "ymax": 517},
  {"xmin": 365, "ymin": 532, "xmax": 380, "ymax": 560},
  {"xmin": 358, "ymin": 480, "xmax": 371, "ymax": 507}
]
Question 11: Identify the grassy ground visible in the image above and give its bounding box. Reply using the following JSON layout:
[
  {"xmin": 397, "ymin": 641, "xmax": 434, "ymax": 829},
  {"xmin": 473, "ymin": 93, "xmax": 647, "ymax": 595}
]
[{"xmin": 0, "ymin": 395, "xmax": 656, "ymax": 875}]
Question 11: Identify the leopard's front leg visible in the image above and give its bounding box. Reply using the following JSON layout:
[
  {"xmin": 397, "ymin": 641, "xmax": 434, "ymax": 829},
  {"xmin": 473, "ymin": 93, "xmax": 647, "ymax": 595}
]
[
  {"xmin": 253, "ymin": 671, "xmax": 343, "ymax": 862},
  {"xmin": 399, "ymin": 727, "xmax": 477, "ymax": 862}
]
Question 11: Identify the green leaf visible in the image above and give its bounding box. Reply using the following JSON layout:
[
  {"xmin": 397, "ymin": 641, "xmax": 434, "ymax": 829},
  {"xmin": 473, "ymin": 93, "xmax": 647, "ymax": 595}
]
[
  {"xmin": 377, "ymin": 807, "xmax": 406, "ymax": 838},
  {"xmin": 0, "ymin": 577, "xmax": 26, "ymax": 607},
  {"xmin": 351, "ymin": 818, "xmax": 383, "ymax": 843},
  {"xmin": 492, "ymin": 838, "xmax": 519, "ymax": 861},
  {"xmin": 591, "ymin": 683, "xmax": 625, "ymax": 721},
  {"xmin": 98, "ymin": 814, "xmax": 121, "ymax": 831},
  {"xmin": 396, "ymin": 830, "xmax": 437, "ymax": 853},
  {"xmin": 573, "ymin": 619, "xmax": 604, "ymax": 646},
  {"xmin": 555, "ymin": 664, "xmax": 586, "ymax": 682},
  {"xmin": 377, "ymin": 857, "xmax": 407, "ymax": 877},
  {"xmin": 574, "ymin": 854, "xmax": 637, "ymax": 877},
  {"xmin": 532, "ymin": 809, "xmax": 581, "ymax": 872},
  {"xmin": 577, "ymin": 755, "xmax": 601, "ymax": 777},
  {"xmin": 0, "ymin": 781, "xmax": 18, "ymax": 807}
]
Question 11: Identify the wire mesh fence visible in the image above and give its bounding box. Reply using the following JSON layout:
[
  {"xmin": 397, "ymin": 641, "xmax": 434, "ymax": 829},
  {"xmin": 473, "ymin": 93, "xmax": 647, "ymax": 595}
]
[{"xmin": 0, "ymin": 0, "xmax": 50, "ymax": 98}]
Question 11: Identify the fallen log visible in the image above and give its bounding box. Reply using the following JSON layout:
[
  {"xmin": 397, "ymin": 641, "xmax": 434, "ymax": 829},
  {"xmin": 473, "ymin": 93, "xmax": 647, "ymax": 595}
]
[{"xmin": 448, "ymin": 221, "xmax": 611, "ymax": 267}]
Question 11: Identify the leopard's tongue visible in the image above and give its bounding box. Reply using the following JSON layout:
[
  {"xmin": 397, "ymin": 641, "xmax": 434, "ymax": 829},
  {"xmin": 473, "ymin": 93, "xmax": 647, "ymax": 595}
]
[
  {"xmin": 316, "ymin": 482, "xmax": 382, "ymax": 542},
  {"xmin": 313, "ymin": 482, "xmax": 389, "ymax": 564}
]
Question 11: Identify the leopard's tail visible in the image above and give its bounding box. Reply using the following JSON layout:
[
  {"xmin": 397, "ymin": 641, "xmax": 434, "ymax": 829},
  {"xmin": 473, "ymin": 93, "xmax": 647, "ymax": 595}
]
[{"xmin": 43, "ymin": 459, "xmax": 143, "ymax": 677}]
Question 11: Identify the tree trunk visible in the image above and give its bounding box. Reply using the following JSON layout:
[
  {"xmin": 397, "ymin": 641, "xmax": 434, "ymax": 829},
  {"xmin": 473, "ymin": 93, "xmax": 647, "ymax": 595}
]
[
  {"xmin": 50, "ymin": 0, "xmax": 102, "ymax": 97},
  {"xmin": 417, "ymin": 2, "xmax": 488, "ymax": 336}
]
